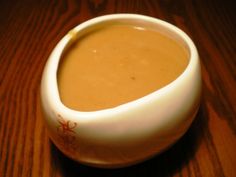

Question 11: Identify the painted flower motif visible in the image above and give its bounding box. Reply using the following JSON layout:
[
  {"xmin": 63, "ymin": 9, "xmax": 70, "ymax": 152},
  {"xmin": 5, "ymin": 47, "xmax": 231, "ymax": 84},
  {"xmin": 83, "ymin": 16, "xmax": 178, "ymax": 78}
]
[
  {"xmin": 57, "ymin": 114, "xmax": 77, "ymax": 134},
  {"xmin": 55, "ymin": 114, "xmax": 78, "ymax": 153}
]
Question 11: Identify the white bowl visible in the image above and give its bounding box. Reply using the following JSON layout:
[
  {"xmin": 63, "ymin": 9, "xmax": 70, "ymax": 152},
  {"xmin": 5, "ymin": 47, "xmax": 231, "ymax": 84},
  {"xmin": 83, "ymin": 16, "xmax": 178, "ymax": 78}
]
[{"xmin": 40, "ymin": 14, "xmax": 201, "ymax": 168}]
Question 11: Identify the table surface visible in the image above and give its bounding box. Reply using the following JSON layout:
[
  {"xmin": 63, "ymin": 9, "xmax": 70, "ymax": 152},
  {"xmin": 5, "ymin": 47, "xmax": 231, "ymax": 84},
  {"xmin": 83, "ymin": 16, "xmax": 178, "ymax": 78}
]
[{"xmin": 0, "ymin": 0, "xmax": 235, "ymax": 177}]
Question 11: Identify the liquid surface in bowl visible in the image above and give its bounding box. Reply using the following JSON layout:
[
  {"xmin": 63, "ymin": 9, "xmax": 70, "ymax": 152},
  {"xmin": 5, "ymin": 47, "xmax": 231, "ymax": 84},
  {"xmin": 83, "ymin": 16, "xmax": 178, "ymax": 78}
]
[{"xmin": 58, "ymin": 24, "xmax": 189, "ymax": 111}]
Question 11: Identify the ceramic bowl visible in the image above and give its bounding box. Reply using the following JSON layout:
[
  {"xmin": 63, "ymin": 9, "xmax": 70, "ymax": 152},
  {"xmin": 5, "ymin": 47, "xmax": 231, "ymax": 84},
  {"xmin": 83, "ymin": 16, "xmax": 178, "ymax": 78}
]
[{"xmin": 41, "ymin": 14, "xmax": 201, "ymax": 168}]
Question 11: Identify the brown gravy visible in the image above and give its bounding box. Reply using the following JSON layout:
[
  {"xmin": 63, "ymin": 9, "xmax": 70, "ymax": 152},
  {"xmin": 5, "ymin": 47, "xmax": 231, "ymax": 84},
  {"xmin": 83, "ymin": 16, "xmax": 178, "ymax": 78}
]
[{"xmin": 58, "ymin": 25, "xmax": 189, "ymax": 111}]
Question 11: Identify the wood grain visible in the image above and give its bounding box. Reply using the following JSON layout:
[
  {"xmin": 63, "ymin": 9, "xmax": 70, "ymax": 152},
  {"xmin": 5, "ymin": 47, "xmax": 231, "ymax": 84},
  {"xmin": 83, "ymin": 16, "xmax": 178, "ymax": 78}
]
[{"xmin": 0, "ymin": 0, "xmax": 235, "ymax": 176}]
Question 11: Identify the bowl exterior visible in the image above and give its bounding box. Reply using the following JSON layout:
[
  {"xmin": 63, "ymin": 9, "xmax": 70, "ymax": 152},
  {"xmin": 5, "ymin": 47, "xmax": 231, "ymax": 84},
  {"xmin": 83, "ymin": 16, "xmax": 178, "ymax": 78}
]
[{"xmin": 40, "ymin": 14, "xmax": 201, "ymax": 168}]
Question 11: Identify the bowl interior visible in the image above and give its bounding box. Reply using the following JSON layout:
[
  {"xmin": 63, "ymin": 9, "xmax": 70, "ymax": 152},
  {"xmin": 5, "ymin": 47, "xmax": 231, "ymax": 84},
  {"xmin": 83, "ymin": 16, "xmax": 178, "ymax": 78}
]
[{"xmin": 54, "ymin": 14, "xmax": 195, "ymax": 114}]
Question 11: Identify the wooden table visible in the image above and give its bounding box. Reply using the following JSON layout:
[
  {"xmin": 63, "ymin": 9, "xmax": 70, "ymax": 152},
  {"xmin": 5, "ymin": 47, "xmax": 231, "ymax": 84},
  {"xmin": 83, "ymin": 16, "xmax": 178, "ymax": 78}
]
[{"xmin": 0, "ymin": 0, "xmax": 235, "ymax": 176}]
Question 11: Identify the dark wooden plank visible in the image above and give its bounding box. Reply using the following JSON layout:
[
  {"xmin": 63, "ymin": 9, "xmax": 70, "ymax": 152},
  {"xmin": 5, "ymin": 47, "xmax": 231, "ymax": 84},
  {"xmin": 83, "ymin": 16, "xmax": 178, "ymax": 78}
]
[{"xmin": 0, "ymin": 0, "xmax": 235, "ymax": 176}]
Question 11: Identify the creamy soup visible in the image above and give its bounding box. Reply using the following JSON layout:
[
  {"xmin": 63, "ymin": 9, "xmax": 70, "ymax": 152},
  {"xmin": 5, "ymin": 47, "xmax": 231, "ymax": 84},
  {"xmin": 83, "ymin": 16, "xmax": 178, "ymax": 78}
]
[{"xmin": 57, "ymin": 25, "xmax": 189, "ymax": 111}]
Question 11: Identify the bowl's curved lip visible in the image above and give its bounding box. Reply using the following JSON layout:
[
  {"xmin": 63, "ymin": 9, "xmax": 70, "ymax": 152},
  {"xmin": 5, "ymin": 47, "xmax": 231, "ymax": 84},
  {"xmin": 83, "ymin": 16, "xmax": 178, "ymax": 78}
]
[{"xmin": 42, "ymin": 14, "xmax": 199, "ymax": 122}]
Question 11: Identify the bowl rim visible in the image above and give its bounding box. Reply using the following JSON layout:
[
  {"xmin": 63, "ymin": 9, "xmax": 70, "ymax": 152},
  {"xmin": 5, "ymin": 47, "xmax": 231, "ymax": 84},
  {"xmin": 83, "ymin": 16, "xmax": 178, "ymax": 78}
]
[{"xmin": 41, "ymin": 13, "xmax": 199, "ymax": 121}]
